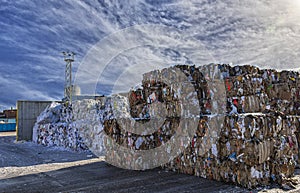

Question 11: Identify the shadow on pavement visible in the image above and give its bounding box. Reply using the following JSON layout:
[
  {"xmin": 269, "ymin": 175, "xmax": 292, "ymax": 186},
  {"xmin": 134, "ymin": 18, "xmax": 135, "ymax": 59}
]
[{"xmin": 0, "ymin": 161, "xmax": 249, "ymax": 193}]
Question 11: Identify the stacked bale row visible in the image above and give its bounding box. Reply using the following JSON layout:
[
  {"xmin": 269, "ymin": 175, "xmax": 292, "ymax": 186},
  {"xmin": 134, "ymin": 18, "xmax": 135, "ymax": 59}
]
[
  {"xmin": 103, "ymin": 64, "xmax": 300, "ymax": 188},
  {"xmin": 212, "ymin": 64, "xmax": 300, "ymax": 115},
  {"xmin": 34, "ymin": 63, "xmax": 300, "ymax": 188},
  {"xmin": 164, "ymin": 114, "xmax": 299, "ymax": 188}
]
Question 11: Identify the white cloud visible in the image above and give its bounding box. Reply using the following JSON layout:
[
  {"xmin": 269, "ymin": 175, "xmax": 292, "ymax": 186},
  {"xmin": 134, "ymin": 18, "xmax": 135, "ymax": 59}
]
[{"xmin": 1, "ymin": 0, "xmax": 300, "ymax": 107}]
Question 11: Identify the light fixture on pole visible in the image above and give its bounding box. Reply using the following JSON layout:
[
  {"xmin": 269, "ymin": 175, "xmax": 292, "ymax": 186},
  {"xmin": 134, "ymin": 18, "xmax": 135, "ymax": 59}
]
[{"xmin": 62, "ymin": 51, "xmax": 75, "ymax": 103}]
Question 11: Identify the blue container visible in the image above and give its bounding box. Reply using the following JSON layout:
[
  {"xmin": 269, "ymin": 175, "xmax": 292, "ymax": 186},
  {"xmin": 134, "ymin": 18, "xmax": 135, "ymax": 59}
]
[{"xmin": 0, "ymin": 123, "xmax": 16, "ymax": 132}]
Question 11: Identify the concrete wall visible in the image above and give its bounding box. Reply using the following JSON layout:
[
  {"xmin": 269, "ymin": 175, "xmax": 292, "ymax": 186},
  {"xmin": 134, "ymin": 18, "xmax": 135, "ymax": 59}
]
[{"xmin": 16, "ymin": 100, "xmax": 58, "ymax": 141}]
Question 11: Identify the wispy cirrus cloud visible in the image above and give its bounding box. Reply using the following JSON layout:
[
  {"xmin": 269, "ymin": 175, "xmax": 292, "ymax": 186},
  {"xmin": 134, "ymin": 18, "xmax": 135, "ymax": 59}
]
[{"xmin": 0, "ymin": 0, "xmax": 299, "ymax": 108}]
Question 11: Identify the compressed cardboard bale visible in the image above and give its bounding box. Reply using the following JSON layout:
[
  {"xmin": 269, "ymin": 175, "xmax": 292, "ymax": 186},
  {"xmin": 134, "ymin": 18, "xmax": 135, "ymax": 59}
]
[{"xmin": 35, "ymin": 99, "xmax": 110, "ymax": 151}]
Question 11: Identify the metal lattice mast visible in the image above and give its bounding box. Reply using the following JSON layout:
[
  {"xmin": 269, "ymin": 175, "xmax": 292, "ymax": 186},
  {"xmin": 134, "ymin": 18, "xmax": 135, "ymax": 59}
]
[{"xmin": 62, "ymin": 51, "xmax": 75, "ymax": 103}]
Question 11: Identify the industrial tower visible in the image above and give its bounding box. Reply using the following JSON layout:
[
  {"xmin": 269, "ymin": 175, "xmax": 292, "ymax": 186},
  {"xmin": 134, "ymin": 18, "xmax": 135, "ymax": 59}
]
[{"xmin": 62, "ymin": 51, "xmax": 75, "ymax": 103}]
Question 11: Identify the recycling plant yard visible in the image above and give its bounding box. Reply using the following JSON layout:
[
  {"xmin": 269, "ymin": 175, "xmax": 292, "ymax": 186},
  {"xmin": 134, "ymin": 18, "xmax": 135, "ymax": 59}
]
[
  {"xmin": 3, "ymin": 64, "xmax": 300, "ymax": 192},
  {"xmin": 2, "ymin": 1, "xmax": 300, "ymax": 192}
]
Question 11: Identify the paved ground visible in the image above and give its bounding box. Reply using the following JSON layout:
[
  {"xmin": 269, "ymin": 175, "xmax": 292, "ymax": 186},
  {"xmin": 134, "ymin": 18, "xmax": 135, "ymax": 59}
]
[{"xmin": 0, "ymin": 131, "xmax": 299, "ymax": 193}]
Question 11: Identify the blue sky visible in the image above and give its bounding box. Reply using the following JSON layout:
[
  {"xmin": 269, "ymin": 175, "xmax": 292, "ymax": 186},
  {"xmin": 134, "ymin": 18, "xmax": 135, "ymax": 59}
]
[{"xmin": 0, "ymin": 0, "xmax": 300, "ymax": 110}]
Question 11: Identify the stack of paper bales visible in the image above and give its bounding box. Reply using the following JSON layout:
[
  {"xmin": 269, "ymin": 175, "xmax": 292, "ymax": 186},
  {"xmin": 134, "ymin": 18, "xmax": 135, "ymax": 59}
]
[
  {"xmin": 103, "ymin": 64, "xmax": 300, "ymax": 188},
  {"xmin": 34, "ymin": 63, "xmax": 300, "ymax": 188}
]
